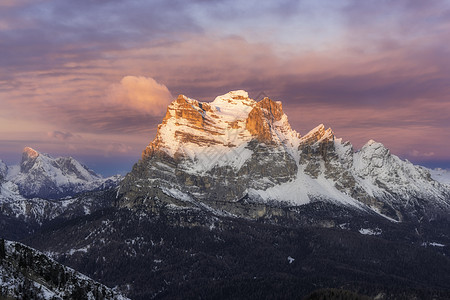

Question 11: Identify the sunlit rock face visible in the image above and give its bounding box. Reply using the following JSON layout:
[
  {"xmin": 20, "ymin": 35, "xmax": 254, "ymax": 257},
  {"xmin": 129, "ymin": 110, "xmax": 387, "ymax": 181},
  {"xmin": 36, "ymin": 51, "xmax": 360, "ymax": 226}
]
[
  {"xmin": 142, "ymin": 91, "xmax": 255, "ymax": 159},
  {"xmin": 118, "ymin": 90, "xmax": 450, "ymax": 222},
  {"xmin": 246, "ymin": 97, "xmax": 284, "ymax": 143}
]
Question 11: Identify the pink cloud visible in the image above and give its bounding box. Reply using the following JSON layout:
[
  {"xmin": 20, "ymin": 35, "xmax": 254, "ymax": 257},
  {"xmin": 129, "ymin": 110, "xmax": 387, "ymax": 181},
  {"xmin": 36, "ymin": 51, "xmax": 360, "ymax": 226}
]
[
  {"xmin": 108, "ymin": 76, "xmax": 173, "ymax": 115},
  {"xmin": 411, "ymin": 150, "xmax": 435, "ymax": 157}
]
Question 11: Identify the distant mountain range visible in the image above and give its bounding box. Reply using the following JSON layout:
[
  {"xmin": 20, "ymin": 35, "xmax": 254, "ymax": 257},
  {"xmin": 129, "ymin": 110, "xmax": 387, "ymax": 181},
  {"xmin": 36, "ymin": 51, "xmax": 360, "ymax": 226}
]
[
  {"xmin": 0, "ymin": 148, "xmax": 121, "ymax": 236},
  {"xmin": 1, "ymin": 90, "xmax": 450, "ymax": 299},
  {"xmin": 2, "ymin": 147, "xmax": 120, "ymax": 199}
]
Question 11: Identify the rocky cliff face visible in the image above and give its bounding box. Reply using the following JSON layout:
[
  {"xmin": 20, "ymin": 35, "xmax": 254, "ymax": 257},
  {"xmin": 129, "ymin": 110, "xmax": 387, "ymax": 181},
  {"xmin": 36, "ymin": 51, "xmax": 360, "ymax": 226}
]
[
  {"xmin": 246, "ymin": 97, "xmax": 284, "ymax": 142},
  {"xmin": 0, "ymin": 160, "xmax": 7, "ymax": 182},
  {"xmin": 118, "ymin": 90, "xmax": 450, "ymax": 223}
]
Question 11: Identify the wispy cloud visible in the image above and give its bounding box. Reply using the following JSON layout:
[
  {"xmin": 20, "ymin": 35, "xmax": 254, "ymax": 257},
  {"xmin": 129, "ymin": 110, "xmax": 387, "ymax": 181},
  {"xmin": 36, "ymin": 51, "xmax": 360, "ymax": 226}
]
[
  {"xmin": 47, "ymin": 130, "xmax": 75, "ymax": 141},
  {"xmin": 411, "ymin": 150, "xmax": 435, "ymax": 157}
]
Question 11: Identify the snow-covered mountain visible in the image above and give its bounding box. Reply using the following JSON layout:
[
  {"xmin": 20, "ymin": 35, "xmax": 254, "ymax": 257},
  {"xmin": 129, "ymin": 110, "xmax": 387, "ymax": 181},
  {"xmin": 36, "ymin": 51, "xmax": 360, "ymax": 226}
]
[
  {"xmin": 11, "ymin": 147, "xmax": 109, "ymax": 199},
  {"xmin": 0, "ymin": 148, "xmax": 122, "ymax": 231},
  {"xmin": 119, "ymin": 90, "xmax": 450, "ymax": 222},
  {"xmin": 1, "ymin": 147, "xmax": 120, "ymax": 199},
  {"xmin": 0, "ymin": 239, "xmax": 128, "ymax": 299},
  {"xmin": 430, "ymin": 168, "xmax": 450, "ymax": 185}
]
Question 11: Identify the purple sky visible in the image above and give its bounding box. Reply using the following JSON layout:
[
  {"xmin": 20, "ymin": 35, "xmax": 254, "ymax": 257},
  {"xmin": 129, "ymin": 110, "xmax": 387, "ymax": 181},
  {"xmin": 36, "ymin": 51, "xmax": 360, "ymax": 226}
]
[{"xmin": 1, "ymin": 0, "xmax": 450, "ymax": 175}]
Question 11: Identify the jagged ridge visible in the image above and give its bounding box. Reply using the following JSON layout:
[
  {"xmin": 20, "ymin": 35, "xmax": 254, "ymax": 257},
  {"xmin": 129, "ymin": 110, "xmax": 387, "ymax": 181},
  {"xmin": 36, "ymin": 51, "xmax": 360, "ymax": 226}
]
[{"xmin": 8, "ymin": 147, "xmax": 120, "ymax": 199}]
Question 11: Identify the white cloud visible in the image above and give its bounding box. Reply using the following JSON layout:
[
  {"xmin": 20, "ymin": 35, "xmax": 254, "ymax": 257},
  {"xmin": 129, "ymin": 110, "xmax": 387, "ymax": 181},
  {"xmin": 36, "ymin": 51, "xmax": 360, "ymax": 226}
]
[{"xmin": 109, "ymin": 76, "xmax": 173, "ymax": 115}]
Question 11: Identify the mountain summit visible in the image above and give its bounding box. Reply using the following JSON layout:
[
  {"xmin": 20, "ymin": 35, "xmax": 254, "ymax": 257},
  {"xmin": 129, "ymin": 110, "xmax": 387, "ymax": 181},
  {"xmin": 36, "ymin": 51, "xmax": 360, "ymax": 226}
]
[
  {"xmin": 119, "ymin": 90, "xmax": 450, "ymax": 222},
  {"xmin": 5, "ymin": 147, "xmax": 119, "ymax": 199},
  {"xmin": 141, "ymin": 90, "xmax": 296, "ymax": 160}
]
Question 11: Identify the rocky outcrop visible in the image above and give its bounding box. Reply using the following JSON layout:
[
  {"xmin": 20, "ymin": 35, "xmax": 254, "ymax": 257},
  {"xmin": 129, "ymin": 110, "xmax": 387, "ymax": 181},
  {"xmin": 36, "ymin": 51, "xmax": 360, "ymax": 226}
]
[
  {"xmin": 246, "ymin": 97, "xmax": 284, "ymax": 142},
  {"xmin": 172, "ymin": 95, "xmax": 206, "ymax": 128}
]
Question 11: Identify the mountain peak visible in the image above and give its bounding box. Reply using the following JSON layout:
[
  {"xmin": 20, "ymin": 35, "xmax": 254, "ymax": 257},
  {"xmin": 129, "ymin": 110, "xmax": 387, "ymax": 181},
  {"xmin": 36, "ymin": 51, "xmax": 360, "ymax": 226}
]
[
  {"xmin": 300, "ymin": 124, "xmax": 334, "ymax": 145},
  {"xmin": 210, "ymin": 90, "xmax": 255, "ymax": 111},
  {"xmin": 13, "ymin": 147, "xmax": 109, "ymax": 199},
  {"xmin": 176, "ymin": 94, "xmax": 188, "ymax": 101},
  {"xmin": 142, "ymin": 91, "xmax": 297, "ymax": 160},
  {"xmin": 214, "ymin": 90, "xmax": 249, "ymax": 101},
  {"xmin": 23, "ymin": 147, "xmax": 39, "ymax": 159},
  {"xmin": 361, "ymin": 140, "xmax": 389, "ymax": 156},
  {"xmin": 21, "ymin": 147, "xmax": 42, "ymax": 173},
  {"xmin": 365, "ymin": 139, "xmax": 380, "ymax": 147}
]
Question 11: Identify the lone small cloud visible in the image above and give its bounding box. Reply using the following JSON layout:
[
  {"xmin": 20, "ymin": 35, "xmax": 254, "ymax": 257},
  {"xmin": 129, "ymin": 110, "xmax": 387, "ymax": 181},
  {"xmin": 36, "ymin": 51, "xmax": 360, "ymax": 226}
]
[{"xmin": 411, "ymin": 149, "xmax": 435, "ymax": 157}]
